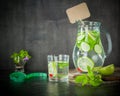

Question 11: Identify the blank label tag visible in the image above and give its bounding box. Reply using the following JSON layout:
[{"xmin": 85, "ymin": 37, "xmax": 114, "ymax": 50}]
[{"xmin": 66, "ymin": 2, "xmax": 90, "ymax": 24}]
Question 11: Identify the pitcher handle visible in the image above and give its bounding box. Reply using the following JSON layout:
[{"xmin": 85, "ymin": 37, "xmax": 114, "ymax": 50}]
[
  {"xmin": 105, "ymin": 32, "xmax": 112, "ymax": 57},
  {"xmin": 101, "ymin": 25, "xmax": 112, "ymax": 57}
]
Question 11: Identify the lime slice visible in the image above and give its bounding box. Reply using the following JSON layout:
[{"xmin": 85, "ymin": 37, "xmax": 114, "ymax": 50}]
[
  {"xmin": 77, "ymin": 56, "xmax": 94, "ymax": 72},
  {"xmin": 81, "ymin": 42, "xmax": 90, "ymax": 52},
  {"xmin": 93, "ymin": 66, "xmax": 102, "ymax": 72},
  {"xmin": 77, "ymin": 35, "xmax": 85, "ymax": 41},
  {"xmin": 94, "ymin": 44, "xmax": 102, "ymax": 54},
  {"xmin": 99, "ymin": 64, "xmax": 115, "ymax": 75},
  {"xmin": 76, "ymin": 34, "xmax": 85, "ymax": 49}
]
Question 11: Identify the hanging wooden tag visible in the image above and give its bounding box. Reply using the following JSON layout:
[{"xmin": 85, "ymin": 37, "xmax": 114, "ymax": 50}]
[{"xmin": 66, "ymin": 2, "xmax": 90, "ymax": 24}]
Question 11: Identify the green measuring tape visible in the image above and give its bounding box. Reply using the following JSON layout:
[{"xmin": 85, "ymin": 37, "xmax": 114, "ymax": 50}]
[{"xmin": 10, "ymin": 72, "xmax": 47, "ymax": 82}]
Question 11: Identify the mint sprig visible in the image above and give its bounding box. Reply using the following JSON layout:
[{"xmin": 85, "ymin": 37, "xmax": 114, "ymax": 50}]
[
  {"xmin": 75, "ymin": 66, "xmax": 103, "ymax": 87},
  {"xmin": 10, "ymin": 49, "xmax": 31, "ymax": 64}
]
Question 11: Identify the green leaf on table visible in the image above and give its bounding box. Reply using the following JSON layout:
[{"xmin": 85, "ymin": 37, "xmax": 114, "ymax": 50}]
[
  {"xmin": 89, "ymin": 74, "xmax": 103, "ymax": 87},
  {"xmin": 75, "ymin": 66, "xmax": 103, "ymax": 87},
  {"xmin": 75, "ymin": 74, "xmax": 89, "ymax": 86}
]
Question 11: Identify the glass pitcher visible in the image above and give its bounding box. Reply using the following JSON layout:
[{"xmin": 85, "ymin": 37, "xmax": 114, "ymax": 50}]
[{"xmin": 72, "ymin": 21, "xmax": 112, "ymax": 73}]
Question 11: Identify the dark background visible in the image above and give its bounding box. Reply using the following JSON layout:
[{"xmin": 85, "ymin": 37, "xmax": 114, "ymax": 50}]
[{"xmin": 0, "ymin": 0, "xmax": 119, "ymax": 72}]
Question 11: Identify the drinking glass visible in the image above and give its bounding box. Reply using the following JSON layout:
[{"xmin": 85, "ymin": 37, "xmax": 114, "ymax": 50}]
[
  {"xmin": 47, "ymin": 55, "xmax": 58, "ymax": 82},
  {"xmin": 54, "ymin": 54, "xmax": 69, "ymax": 82}
]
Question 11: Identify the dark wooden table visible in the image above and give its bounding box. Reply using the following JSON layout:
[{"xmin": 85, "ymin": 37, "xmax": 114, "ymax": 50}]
[{"xmin": 0, "ymin": 69, "xmax": 120, "ymax": 96}]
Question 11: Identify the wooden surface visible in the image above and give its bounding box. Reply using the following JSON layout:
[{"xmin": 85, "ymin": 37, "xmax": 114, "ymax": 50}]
[{"xmin": 69, "ymin": 67, "xmax": 120, "ymax": 84}]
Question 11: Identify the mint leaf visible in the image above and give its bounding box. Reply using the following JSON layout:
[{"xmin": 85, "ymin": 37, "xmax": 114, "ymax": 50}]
[
  {"xmin": 89, "ymin": 74, "xmax": 103, "ymax": 86},
  {"xmin": 87, "ymin": 66, "xmax": 103, "ymax": 86},
  {"xmin": 10, "ymin": 49, "xmax": 31, "ymax": 64},
  {"xmin": 75, "ymin": 74, "xmax": 88, "ymax": 86},
  {"xmin": 74, "ymin": 66, "xmax": 103, "ymax": 87},
  {"xmin": 87, "ymin": 66, "xmax": 94, "ymax": 80}
]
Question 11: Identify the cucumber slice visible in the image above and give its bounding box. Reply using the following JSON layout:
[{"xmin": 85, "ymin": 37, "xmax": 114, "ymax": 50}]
[
  {"xmin": 81, "ymin": 42, "xmax": 90, "ymax": 52},
  {"xmin": 94, "ymin": 44, "xmax": 102, "ymax": 54},
  {"xmin": 77, "ymin": 56, "xmax": 94, "ymax": 72}
]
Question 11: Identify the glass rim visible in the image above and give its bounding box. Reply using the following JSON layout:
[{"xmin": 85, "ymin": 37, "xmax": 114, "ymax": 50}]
[
  {"xmin": 47, "ymin": 54, "xmax": 69, "ymax": 56},
  {"xmin": 59, "ymin": 54, "xmax": 69, "ymax": 56},
  {"xmin": 77, "ymin": 20, "xmax": 101, "ymax": 26},
  {"xmin": 47, "ymin": 55, "xmax": 53, "ymax": 57}
]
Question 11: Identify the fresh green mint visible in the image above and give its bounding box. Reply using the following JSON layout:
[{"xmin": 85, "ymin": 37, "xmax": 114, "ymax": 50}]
[
  {"xmin": 10, "ymin": 49, "xmax": 31, "ymax": 64},
  {"xmin": 75, "ymin": 66, "xmax": 103, "ymax": 87}
]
